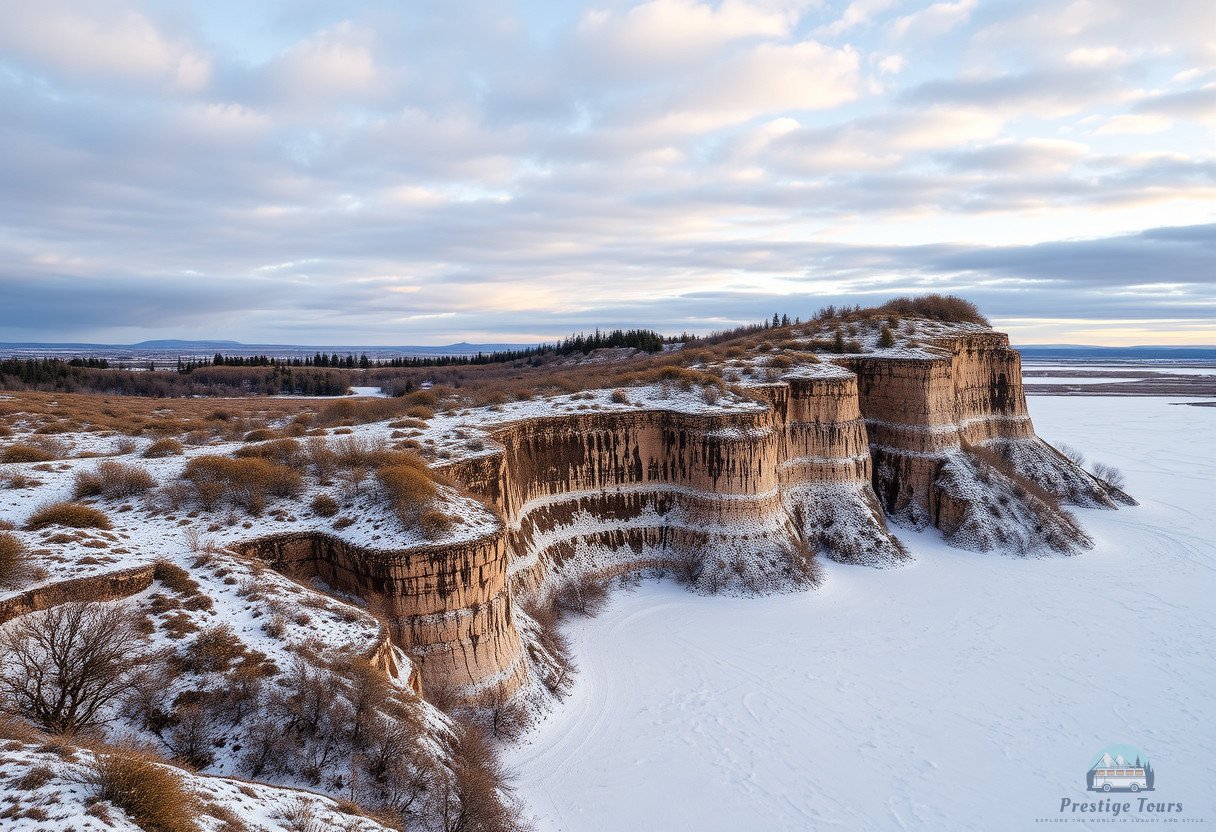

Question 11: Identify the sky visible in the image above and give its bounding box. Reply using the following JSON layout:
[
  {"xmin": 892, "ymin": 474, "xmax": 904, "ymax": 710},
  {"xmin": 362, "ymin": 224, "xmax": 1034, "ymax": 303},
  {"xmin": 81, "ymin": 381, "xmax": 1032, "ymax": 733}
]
[{"xmin": 0, "ymin": 0, "xmax": 1213, "ymax": 346}]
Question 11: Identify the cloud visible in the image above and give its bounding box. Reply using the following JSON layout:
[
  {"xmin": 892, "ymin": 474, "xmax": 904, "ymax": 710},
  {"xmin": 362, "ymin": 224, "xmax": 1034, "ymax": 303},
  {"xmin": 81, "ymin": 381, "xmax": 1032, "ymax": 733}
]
[
  {"xmin": 0, "ymin": 0, "xmax": 1212, "ymax": 344},
  {"xmin": 1132, "ymin": 85, "xmax": 1216, "ymax": 121},
  {"xmin": 0, "ymin": 0, "xmax": 210, "ymax": 92},
  {"xmin": 890, "ymin": 0, "xmax": 976, "ymax": 40}
]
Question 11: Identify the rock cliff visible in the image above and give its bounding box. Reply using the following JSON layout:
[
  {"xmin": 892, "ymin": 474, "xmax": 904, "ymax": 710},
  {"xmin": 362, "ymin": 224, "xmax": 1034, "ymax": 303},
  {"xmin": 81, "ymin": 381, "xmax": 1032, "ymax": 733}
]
[{"xmin": 231, "ymin": 328, "xmax": 1126, "ymax": 704}]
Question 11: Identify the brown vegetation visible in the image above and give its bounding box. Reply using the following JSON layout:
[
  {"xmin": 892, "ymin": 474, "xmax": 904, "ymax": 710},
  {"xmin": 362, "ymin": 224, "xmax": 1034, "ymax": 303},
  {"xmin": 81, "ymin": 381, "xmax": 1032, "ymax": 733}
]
[
  {"xmin": 92, "ymin": 749, "xmax": 201, "ymax": 832},
  {"xmin": 143, "ymin": 437, "xmax": 184, "ymax": 458},
  {"xmin": 310, "ymin": 494, "xmax": 340, "ymax": 517},
  {"xmin": 74, "ymin": 460, "xmax": 156, "ymax": 500},
  {"xmin": 182, "ymin": 455, "xmax": 303, "ymax": 513},
  {"xmin": 26, "ymin": 501, "xmax": 112, "ymax": 530},
  {"xmin": 2, "ymin": 443, "xmax": 59, "ymax": 463},
  {"xmin": 0, "ymin": 531, "xmax": 33, "ymax": 588}
]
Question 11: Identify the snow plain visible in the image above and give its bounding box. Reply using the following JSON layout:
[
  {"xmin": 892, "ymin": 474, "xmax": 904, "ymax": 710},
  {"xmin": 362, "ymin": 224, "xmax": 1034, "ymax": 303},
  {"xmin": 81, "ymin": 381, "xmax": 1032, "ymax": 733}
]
[{"xmin": 505, "ymin": 395, "xmax": 1216, "ymax": 831}]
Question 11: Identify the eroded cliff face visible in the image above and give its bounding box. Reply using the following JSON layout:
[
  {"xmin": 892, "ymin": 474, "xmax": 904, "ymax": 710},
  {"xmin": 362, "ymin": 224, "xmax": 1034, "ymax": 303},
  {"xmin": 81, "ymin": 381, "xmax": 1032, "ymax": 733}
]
[
  {"xmin": 842, "ymin": 332, "xmax": 1124, "ymax": 553},
  {"xmin": 226, "ymin": 330, "xmax": 1122, "ymax": 703}
]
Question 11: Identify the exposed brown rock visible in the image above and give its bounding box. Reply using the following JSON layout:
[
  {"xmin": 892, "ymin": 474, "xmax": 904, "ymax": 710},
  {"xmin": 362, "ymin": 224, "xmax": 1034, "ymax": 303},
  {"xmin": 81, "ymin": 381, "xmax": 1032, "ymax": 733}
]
[{"xmin": 221, "ymin": 331, "xmax": 1121, "ymax": 703}]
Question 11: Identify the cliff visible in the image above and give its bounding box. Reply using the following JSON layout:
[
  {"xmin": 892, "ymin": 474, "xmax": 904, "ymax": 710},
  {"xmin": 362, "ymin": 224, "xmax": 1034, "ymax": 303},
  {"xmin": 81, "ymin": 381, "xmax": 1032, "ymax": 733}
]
[
  {"xmin": 841, "ymin": 332, "xmax": 1126, "ymax": 553},
  {"xmin": 218, "ymin": 328, "xmax": 1130, "ymax": 704},
  {"xmin": 145, "ymin": 328, "xmax": 1123, "ymax": 705}
]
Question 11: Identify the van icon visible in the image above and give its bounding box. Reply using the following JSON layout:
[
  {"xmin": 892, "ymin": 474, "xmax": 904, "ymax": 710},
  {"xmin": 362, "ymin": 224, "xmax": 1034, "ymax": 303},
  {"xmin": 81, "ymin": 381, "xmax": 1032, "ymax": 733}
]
[{"xmin": 1087, "ymin": 748, "xmax": 1155, "ymax": 792}]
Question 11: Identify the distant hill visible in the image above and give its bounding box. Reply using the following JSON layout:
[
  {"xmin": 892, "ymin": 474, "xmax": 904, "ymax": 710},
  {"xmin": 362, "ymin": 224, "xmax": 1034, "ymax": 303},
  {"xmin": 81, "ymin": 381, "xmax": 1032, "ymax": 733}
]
[
  {"xmin": 0, "ymin": 340, "xmax": 536, "ymax": 358},
  {"xmin": 1017, "ymin": 345, "xmax": 1216, "ymax": 361}
]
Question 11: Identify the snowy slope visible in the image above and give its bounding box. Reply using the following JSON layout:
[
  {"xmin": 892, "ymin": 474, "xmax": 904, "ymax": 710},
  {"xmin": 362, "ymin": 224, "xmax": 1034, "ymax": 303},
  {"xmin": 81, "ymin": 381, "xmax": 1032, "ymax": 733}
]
[{"xmin": 504, "ymin": 395, "xmax": 1216, "ymax": 831}]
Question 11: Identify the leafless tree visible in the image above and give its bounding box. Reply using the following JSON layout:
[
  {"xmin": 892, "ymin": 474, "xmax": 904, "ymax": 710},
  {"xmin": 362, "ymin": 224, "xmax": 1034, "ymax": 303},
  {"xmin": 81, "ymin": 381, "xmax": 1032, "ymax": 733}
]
[{"xmin": 0, "ymin": 602, "xmax": 146, "ymax": 735}]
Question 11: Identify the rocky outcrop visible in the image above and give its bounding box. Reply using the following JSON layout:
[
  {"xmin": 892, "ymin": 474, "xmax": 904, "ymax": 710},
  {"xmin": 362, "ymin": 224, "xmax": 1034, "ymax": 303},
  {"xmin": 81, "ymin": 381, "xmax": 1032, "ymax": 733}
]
[
  {"xmin": 221, "ymin": 330, "xmax": 1122, "ymax": 703},
  {"xmin": 0, "ymin": 564, "xmax": 156, "ymax": 625},
  {"xmin": 229, "ymin": 530, "xmax": 525, "ymax": 700},
  {"xmin": 841, "ymin": 333, "xmax": 1123, "ymax": 553}
]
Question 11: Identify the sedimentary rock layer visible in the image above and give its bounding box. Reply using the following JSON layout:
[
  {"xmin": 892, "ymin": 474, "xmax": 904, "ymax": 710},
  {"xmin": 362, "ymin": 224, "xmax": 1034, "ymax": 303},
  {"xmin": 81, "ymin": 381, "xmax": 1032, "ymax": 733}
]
[{"xmin": 229, "ymin": 331, "xmax": 1121, "ymax": 701}]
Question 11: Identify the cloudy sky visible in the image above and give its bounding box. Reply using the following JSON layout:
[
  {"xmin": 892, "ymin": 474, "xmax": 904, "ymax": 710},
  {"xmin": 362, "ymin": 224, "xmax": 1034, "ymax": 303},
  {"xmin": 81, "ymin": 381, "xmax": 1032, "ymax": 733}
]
[{"xmin": 0, "ymin": 0, "xmax": 1213, "ymax": 346}]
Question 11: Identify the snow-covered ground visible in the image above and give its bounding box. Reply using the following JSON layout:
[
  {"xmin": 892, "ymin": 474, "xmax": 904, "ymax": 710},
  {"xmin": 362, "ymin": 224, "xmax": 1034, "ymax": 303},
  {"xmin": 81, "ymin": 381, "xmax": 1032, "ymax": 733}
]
[{"xmin": 505, "ymin": 395, "xmax": 1216, "ymax": 831}]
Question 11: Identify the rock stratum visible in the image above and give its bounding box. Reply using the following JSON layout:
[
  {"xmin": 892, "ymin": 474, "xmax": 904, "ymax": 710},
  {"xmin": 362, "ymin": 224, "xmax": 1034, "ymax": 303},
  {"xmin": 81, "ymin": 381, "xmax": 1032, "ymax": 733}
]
[{"xmin": 235, "ymin": 328, "xmax": 1131, "ymax": 705}]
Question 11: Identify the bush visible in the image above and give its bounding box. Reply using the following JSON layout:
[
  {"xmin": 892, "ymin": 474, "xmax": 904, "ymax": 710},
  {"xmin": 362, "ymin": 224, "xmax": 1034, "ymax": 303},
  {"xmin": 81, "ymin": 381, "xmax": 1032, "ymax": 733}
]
[
  {"xmin": 419, "ymin": 509, "xmax": 454, "ymax": 540},
  {"xmin": 26, "ymin": 501, "xmax": 112, "ymax": 530},
  {"xmin": 877, "ymin": 294, "xmax": 989, "ymax": 325},
  {"xmin": 0, "ymin": 602, "xmax": 143, "ymax": 734},
  {"xmin": 175, "ymin": 626, "xmax": 247, "ymax": 674},
  {"xmin": 234, "ymin": 438, "xmax": 302, "ymax": 467},
  {"xmin": 143, "ymin": 438, "xmax": 184, "ymax": 458},
  {"xmin": 2, "ymin": 444, "xmax": 56, "ymax": 464},
  {"xmin": 1058, "ymin": 443, "xmax": 1085, "ymax": 466},
  {"xmin": 609, "ymin": 389, "xmax": 629, "ymax": 405},
  {"xmin": 0, "ymin": 531, "xmax": 32, "ymax": 588},
  {"xmin": 878, "ymin": 324, "xmax": 896, "ymax": 348},
  {"xmin": 1092, "ymin": 462, "xmax": 1127, "ymax": 490},
  {"xmin": 74, "ymin": 460, "xmax": 155, "ymax": 500},
  {"xmin": 183, "ymin": 456, "xmax": 303, "ymax": 513},
  {"xmin": 93, "ymin": 750, "xmax": 201, "ymax": 832},
  {"xmin": 310, "ymin": 494, "xmax": 340, "ymax": 517},
  {"xmin": 378, "ymin": 464, "xmax": 436, "ymax": 526}
]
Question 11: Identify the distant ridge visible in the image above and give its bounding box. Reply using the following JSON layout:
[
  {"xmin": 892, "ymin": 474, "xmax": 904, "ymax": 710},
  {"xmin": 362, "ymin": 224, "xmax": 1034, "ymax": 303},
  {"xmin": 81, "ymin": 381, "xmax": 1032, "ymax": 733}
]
[
  {"xmin": 0, "ymin": 340, "xmax": 536, "ymax": 358},
  {"xmin": 1017, "ymin": 345, "xmax": 1216, "ymax": 361}
]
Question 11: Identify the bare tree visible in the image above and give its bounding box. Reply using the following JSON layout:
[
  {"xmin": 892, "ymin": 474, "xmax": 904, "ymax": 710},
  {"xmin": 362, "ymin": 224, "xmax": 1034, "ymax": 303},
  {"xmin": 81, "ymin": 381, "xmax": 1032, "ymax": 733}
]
[
  {"xmin": 0, "ymin": 602, "xmax": 146, "ymax": 735},
  {"xmin": 1092, "ymin": 462, "xmax": 1127, "ymax": 489}
]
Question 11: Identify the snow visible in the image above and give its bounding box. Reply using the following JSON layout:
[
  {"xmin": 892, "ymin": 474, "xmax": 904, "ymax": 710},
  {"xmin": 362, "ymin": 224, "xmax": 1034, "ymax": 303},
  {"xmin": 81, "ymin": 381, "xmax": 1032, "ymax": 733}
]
[
  {"xmin": 505, "ymin": 395, "xmax": 1216, "ymax": 831},
  {"xmin": 0, "ymin": 742, "xmax": 396, "ymax": 832}
]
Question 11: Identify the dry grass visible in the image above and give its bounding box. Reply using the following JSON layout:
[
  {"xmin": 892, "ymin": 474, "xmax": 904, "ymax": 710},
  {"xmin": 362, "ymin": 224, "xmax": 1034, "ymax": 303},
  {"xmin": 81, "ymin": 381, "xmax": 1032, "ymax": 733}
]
[
  {"xmin": 182, "ymin": 455, "xmax": 303, "ymax": 513},
  {"xmin": 92, "ymin": 749, "xmax": 201, "ymax": 832},
  {"xmin": 26, "ymin": 501, "xmax": 112, "ymax": 530},
  {"xmin": 418, "ymin": 509, "xmax": 454, "ymax": 540},
  {"xmin": 0, "ymin": 531, "xmax": 33, "ymax": 588},
  {"xmin": 1, "ymin": 443, "xmax": 58, "ymax": 464},
  {"xmin": 74, "ymin": 460, "xmax": 156, "ymax": 499},
  {"xmin": 234, "ymin": 438, "xmax": 303, "ymax": 467},
  {"xmin": 143, "ymin": 437, "xmax": 184, "ymax": 458},
  {"xmin": 378, "ymin": 462, "xmax": 437, "ymax": 525},
  {"xmin": 310, "ymin": 494, "xmax": 339, "ymax": 517}
]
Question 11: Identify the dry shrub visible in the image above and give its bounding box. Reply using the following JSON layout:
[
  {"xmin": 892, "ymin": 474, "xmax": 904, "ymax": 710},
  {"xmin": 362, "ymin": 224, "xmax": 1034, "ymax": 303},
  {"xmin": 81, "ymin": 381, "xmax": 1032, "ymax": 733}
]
[
  {"xmin": 0, "ymin": 531, "xmax": 32, "ymax": 588},
  {"xmin": 554, "ymin": 572, "xmax": 609, "ymax": 617},
  {"xmin": 183, "ymin": 455, "xmax": 303, "ymax": 513},
  {"xmin": 234, "ymin": 438, "xmax": 303, "ymax": 467},
  {"xmin": 442, "ymin": 720, "xmax": 526, "ymax": 832},
  {"xmin": 26, "ymin": 501, "xmax": 112, "ymax": 530},
  {"xmin": 877, "ymin": 293, "xmax": 989, "ymax": 325},
  {"xmin": 609, "ymin": 388, "xmax": 629, "ymax": 404},
  {"xmin": 418, "ymin": 509, "xmax": 454, "ymax": 540},
  {"xmin": 1092, "ymin": 462, "xmax": 1127, "ymax": 489},
  {"xmin": 154, "ymin": 561, "xmax": 202, "ymax": 597},
  {"xmin": 378, "ymin": 463, "xmax": 437, "ymax": 526},
  {"xmin": 2, "ymin": 443, "xmax": 57, "ymax": 464},
  {"xmin": 174, "ymin": 626, "xmax": 248, "ymax": 674},
  {"xmin": 74, "ymin": 460, "xmax": 155, "ymax": 500},
  {"xmin": 242, "ymin": 428, "xmax": 277, "ymax": 442},
  {"xmin": 92, "ymin": 749, "xmax": 201, "ymax": 832},
  {"xmin": 0, "ymin": 602, "xmax": 144, "ymax": 734},
  {"xmin": 143, "ymin": 438, "xmax": 184, "ymax": 458},
  {"xmin": 310, "ymin": 494, "xmax": 340, "ymax": 517}
]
